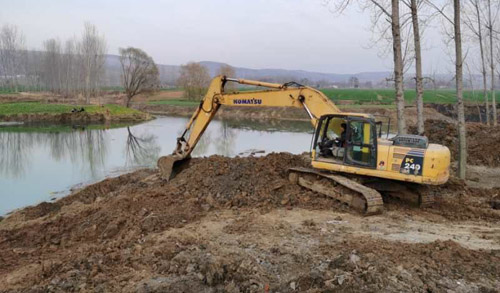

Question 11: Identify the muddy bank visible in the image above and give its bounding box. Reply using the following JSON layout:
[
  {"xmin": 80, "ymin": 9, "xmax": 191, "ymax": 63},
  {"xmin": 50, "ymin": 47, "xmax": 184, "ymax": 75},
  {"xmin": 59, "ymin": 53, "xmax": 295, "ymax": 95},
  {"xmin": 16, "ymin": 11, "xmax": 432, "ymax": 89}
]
[
  {"xmin": 412, "ymin": 119, "xmax": 500, "ymax": 167},
  {"xmin": 429, "ymin": 103, "xmax": 500, "ymax": 123},
  {"xmin": 1, "ymin": 153, "xmax": 499, "ymax": 292},
  {"xmin": 137, "ymin": 103, "xmax": 453, "ymax": 127},
  {"xmin": 0, "ymin": 111, "xmax": 152, "ymax": 123},
  {"xmin": 136, "ymin": 104, "xmax": 312, "ymax": 121}
]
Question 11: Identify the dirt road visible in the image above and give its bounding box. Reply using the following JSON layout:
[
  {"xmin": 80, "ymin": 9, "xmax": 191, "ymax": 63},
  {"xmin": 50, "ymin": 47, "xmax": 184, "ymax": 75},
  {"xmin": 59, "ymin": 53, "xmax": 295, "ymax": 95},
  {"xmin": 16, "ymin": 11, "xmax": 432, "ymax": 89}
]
[{"xmin": 1, "ymin": 153, "xmax": 499, "ymax": 292}]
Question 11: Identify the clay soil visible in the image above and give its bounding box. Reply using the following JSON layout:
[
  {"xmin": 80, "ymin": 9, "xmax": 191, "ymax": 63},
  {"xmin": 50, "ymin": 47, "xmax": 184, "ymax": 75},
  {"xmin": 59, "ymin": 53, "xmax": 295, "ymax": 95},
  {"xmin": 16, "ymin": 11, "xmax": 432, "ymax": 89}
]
[
  {"xmin": 416, "ymin": 119, "xmax": 500, "ymax": 168},
  {"xmin": 1, "ymin": 153, "xmax": 499, "ymax": 292}
]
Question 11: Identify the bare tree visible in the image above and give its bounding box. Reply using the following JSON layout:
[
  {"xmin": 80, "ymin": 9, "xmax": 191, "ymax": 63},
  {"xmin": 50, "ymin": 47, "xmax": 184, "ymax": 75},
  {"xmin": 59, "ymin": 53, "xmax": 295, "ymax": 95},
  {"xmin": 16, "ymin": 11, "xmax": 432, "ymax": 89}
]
[
  {"xmin": 79, "ymin": 22, "xmax": 107, "ymax": 104},
  {"xmin": 325, "ymin": 0, "xmax": 407, "ymax": 133},
  {"xmin": 454, "ymin": 0, "xmax": 467, "ymax": 179},
  {"xmin": 0, "ymin": 24, "xmax": 25, "ymax": 92},
  {"xmin": 390, "ymin": 0, "xmax": 407, "ymax": 134},
  {"xmin": 401, "ymin": 0, "xmax": 425, "ymax": 134},
  {"xmin": 61, "ymin": 39, "xmax": 77, "ymax": 97},
  {"xmin": 428, "ymin": 0, "xmax": 467, "ymax": 179},
  {"xmin": 177, "ymin": 62, "xmax": 211, "ymax": 100},
  {"xmin": 486, "ymin": 0, "xmax": 499, "ymax": 125},
  {"xmin": 463, "ymin": 0, "xmax": 490, "ymax": 125},
  {"xmin": 465, "ymin": 61, "xmax": 483, "ymax": 122},
  {"xmin": 42, "ymin": 38, "xmax": 62, "ymax": 92},
  {"xmin": 119, "ymin": 47, "xmax": 159, "ymax": 107}
]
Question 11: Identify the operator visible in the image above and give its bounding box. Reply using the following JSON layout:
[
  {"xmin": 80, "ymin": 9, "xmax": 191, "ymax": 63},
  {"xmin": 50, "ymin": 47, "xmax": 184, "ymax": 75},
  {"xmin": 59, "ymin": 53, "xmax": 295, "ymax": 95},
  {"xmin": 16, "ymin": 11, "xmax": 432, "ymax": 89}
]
[{"xmin": 338, "ymin": 123, "xmax": 347, "ymax": 147}]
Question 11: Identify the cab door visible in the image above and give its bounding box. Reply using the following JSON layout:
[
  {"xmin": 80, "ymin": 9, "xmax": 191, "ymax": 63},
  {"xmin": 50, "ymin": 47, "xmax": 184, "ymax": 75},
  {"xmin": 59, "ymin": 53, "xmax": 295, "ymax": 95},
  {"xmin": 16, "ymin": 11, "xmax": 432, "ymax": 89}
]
[{"xmin": 345, "ymin": 117, "xmax": 377, "ymax": 168}]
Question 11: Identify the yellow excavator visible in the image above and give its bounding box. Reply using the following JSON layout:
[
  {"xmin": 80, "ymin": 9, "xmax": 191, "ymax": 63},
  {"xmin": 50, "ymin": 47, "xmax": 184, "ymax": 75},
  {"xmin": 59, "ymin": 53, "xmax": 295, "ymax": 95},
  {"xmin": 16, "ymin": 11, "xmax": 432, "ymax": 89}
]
[{"xmin": 158, "ymin": 76, "xmax": 451, "ymax": 215}]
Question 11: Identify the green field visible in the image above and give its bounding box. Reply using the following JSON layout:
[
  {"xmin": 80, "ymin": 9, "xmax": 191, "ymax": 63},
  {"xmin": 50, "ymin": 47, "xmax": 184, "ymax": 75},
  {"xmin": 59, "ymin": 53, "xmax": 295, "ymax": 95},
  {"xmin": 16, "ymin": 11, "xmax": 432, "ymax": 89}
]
[
  {"xmin": 0, "ymin": 102, "xmax": 143, "ymax": 116},
  {"xmin": 146, "ymin": 88, "xmax": 498, "ymax": 106},
  {"xmin": 320, "ymin": 88, "xmax": 499, "ymax": 104}
]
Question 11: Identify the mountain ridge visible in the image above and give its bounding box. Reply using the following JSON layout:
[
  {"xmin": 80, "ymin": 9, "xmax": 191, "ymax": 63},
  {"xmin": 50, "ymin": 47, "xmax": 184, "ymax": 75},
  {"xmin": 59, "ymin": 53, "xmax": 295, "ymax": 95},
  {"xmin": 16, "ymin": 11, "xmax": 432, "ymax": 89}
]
[{"xmin": 104, "ymin": 54, "xmax": 393, "ymax": 86}]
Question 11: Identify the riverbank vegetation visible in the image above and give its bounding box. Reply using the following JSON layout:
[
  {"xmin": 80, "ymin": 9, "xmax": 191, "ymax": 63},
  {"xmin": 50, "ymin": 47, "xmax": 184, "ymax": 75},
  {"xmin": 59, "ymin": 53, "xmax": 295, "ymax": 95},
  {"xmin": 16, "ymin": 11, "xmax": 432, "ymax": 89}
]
[{"xmin": 0, "ymin": 102, "xmax": 142, "ymax": 116}]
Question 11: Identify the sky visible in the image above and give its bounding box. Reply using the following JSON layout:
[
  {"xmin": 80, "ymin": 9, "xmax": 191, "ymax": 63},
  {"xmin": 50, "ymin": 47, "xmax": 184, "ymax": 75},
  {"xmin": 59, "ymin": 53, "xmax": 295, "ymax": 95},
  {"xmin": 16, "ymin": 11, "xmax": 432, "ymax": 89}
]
[{"xmin": 0, "ymin": 0, "xmax": 452, "ymax": 74}]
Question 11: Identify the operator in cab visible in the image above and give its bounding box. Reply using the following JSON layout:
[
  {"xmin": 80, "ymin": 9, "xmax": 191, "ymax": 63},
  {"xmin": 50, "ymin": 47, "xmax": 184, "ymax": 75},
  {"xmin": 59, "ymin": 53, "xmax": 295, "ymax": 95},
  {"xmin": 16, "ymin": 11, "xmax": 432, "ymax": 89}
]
[
  {"xmin": 319, "ymin": 120, "xmax": 347, "ymax": 159},
  {"xmin": 339, "ymin": 123, "xmax": 347, "ymax": 147}
]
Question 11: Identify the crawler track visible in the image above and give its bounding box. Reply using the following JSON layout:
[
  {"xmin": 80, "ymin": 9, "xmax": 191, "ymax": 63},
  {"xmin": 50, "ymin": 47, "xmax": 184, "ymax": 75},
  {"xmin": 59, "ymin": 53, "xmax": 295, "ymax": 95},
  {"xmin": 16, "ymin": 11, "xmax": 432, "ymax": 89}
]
[{"xmin": 288, "ymin": 167, "xmax": 384, "ymax": 215}]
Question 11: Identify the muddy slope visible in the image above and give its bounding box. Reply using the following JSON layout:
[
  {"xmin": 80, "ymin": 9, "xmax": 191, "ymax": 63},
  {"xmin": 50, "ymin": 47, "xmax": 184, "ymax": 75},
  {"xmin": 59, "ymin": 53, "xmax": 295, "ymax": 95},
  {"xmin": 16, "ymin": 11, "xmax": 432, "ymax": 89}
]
[
  {"xmin": 429, "ymin": 103, "xmax": 500, "ymax": 123},
  {"xmin": 0, "ymin": 111, "xmax": 152, "ymax": 123},
  {"xmin": 413, "ymin": 119, "xmax": 500, "ymax": 167},
  {"xmin": 1, "ymin": 153, "xmax": 499, "ymax": 292}
]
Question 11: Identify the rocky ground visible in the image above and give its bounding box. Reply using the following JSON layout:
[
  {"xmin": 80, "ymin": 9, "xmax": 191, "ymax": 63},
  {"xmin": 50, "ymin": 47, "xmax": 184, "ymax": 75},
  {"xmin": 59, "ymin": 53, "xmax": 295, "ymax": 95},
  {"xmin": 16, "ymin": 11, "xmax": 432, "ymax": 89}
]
[{"xmin": 1, "ymin": 153, "xmax": 499, "ymax": 292}]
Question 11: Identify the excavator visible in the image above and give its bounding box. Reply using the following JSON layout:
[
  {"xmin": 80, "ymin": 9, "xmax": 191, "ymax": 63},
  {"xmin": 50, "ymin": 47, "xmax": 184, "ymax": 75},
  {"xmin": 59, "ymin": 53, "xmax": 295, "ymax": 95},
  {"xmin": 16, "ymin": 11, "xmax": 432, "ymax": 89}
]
[{"xmin": 157, "ymin": 76, "xmax": 451, "ymax": 215}]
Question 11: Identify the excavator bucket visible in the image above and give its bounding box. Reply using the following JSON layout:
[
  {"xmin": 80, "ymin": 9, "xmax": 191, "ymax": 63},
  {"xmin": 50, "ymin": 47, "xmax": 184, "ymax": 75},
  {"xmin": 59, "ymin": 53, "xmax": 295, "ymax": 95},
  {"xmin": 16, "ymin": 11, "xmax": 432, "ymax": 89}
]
[{"xmin": 157, "ymin": 154, "xmax": 191, "ymax": 181}]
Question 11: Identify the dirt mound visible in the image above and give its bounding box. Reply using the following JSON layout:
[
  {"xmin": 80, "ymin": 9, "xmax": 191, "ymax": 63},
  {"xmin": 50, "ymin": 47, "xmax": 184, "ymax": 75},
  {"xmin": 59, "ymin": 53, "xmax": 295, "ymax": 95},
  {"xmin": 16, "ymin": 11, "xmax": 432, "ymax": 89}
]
[
  {"xmin": 412, "ymin": 119, "xmax": 500, "ymax": 167},
  {"xmin": 170, "ymin": 153, "xmax": 338, "ymax": 210},
  {"xmin": 1, "ymin": 153, "xmax": 499, "ymax": 292}
]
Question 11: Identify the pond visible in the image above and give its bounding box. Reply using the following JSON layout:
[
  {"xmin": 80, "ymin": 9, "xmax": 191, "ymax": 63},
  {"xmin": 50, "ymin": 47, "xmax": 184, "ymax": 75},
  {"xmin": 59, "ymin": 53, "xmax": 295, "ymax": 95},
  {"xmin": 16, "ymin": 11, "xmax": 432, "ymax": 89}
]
[{"xmin": 0, "ymin": 116, "xmax": 314, "ymax": 215}]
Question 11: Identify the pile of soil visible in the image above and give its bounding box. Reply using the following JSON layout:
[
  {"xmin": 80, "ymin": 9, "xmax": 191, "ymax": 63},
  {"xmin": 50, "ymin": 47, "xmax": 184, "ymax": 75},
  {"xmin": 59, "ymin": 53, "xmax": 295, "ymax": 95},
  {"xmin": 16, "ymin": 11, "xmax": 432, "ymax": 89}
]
[
  {"xmin": 1, "ymin": 153, "xmax": 499, "ymax": 292},
  {"xmin": 428, "ymin": 103, "xmax": 500, "ymax": 123},
  {"xmin": 415, "ymin": 119, "xmax": 500, "ymax": 167}
]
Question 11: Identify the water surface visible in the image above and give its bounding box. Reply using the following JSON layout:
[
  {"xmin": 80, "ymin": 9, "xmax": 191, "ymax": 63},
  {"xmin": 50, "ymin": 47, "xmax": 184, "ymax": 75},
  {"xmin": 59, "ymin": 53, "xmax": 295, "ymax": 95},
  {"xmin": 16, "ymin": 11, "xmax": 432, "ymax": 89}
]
[{"xmin": 0, "ymin": 116, "xmax": 313, "ymax": 215}]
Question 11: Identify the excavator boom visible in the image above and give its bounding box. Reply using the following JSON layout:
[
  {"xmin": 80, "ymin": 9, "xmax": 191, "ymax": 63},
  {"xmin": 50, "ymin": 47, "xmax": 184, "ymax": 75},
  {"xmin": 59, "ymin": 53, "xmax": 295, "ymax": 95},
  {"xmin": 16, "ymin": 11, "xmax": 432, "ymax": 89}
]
[
  {"xmin": 158, "ymin": 75, "xmax": 342, "ymax": 180},
  {"xmin": 167, "ymin": 75, "xmax": 342, "ymax": 162}
]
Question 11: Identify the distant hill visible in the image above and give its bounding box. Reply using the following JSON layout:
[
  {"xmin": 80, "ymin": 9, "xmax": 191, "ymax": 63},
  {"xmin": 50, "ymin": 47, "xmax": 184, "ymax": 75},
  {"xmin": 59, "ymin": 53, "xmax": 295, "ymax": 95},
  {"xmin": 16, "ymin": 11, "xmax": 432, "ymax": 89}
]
[{"xmin": 104, "ymin": 55, "xmax": 394, "ymax": 87}]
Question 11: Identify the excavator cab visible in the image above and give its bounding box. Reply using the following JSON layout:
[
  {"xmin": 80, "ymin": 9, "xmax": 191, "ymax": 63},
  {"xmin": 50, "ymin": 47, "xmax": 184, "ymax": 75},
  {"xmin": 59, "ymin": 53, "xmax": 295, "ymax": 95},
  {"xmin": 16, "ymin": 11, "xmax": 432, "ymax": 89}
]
[{"xmin": 313, "ymin": 114, "xmax": 377, "ymax": 169}]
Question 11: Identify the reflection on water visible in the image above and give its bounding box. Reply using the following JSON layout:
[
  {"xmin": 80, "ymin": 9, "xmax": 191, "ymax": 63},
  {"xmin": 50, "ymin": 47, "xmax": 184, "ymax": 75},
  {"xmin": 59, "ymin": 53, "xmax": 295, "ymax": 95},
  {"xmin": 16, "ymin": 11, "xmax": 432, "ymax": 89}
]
[
  {"xmin": 0, "ymin": 129, "xmax": 110, "ymax": 179},
  {"xmin": 125, "ymin": 127, "xmax": 161, "ymax": 167},
  {"xmin": 0, "ymin": 116, "xmax": 313, "ymax": 215},
  {"xmin": 0, "ymin": 127, "xmax": 156, "ymax": 179}
]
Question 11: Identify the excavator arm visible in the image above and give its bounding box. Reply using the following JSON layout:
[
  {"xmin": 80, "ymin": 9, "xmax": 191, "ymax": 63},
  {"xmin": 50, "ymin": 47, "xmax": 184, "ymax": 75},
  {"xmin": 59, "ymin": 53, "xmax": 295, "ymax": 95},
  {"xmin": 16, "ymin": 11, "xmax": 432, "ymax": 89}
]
[
  {"xmin": 158, "ymin": 75, "xmax": 340, "ymax": 180},
  {"xmin": 174, "ymin": 76, "xmax": 340, "ymax": 159}
]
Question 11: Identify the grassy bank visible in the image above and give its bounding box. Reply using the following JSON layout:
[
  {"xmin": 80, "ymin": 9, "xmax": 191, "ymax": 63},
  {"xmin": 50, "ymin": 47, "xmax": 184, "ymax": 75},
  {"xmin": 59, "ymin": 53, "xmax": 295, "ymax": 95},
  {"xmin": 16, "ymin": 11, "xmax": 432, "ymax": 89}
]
[
  {"xmin": 0, "ymin": 102, "xmax": 143, "ymax": 116},
  {"xmin": 0, "ymin": 122, "xmax": 136, "ymax": 133}
]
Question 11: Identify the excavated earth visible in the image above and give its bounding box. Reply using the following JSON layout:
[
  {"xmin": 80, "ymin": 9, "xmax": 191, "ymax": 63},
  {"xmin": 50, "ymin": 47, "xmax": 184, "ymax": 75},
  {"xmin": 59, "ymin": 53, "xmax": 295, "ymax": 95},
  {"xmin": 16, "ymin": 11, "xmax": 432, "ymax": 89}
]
[
  {"xmin": 1, "ymin": 153, "xmax": 500, "ymax": 292},
  {"xmin": 415, "ymin": 119, "xmax": 500, "ymax": 168}
]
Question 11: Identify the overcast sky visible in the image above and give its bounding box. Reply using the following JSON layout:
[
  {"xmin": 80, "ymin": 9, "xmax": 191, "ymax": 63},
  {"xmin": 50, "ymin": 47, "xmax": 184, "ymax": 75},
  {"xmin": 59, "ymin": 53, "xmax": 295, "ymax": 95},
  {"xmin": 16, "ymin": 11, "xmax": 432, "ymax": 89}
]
[{"xmin": 1, "ymin": 0, "xmax": 452, "ymax": 74}]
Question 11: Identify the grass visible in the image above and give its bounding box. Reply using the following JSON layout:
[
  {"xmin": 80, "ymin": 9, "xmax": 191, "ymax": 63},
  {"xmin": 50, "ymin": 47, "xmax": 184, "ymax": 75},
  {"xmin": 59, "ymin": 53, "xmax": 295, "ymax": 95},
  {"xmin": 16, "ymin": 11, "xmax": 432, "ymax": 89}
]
[
  {"xmin": 0, "ymin": 102, "xmax": 143, "ymax": 116},
  {"xmin": 320, "ymin": 88, "xmax": 500, "ymax": 104},
  {"xmin": 145, "ymin": 88, "xmax": 498, "ymax": 108}
]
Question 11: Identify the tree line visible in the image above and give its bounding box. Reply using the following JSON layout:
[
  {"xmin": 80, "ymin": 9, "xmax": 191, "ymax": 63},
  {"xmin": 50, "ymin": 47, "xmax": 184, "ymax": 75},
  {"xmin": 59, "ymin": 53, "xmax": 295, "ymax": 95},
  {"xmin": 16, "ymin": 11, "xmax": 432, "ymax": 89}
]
[
  {"xmin": 0, "ymin": 22, "xmax": 161, "ymax": 107},
  {"xmin": 323, "ymin": 0, "xmax": 500, "ymax": 179},
  {"xmin": 0, "ymin": 23, "xmax": 107, "ymax": 104}
]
